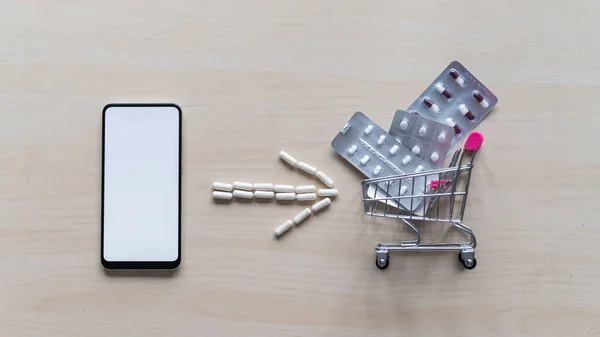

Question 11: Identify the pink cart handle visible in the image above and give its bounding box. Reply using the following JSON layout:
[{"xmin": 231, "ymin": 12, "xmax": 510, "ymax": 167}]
[{"xmin": 464, "ymin": 132, "xmax": 484, "ymax": 151}]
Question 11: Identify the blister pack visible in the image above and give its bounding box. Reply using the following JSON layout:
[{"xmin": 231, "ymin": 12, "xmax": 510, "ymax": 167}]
[
  {"xmin": 406, "ymin": 61, "xmax": 498, "ymax": 151},
  {"xmin": 388, "ymin": 110, "xmax": 453, "ymax": 167},
  {"xmin": 331, "ymin": 112, "xmax": 438, "ymax": 213}
]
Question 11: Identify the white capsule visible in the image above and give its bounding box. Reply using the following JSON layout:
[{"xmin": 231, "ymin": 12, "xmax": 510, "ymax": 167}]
[
  {"xmin": 311, "ymin": 198, "xmax": 331, "ymax": 213},
  {"xmin": 316, "ymin": 171, "xmax": 334, "ymax": 187},
  {"xmin": 400, "ymin": 186, "xmax": 408, "ymax": 195},
  {"xmin": 458, "ymin": 104, "xmax": 469, "ymax": 115},
  {"xmin": 437, "ymin": 132, "xmax": 447, "ymax": 142},
  {"xmin": 296, "ymin": 185, "xmax": 317, "ymax": 193},
  {"xmin": 430, "ymin": 152, "xmax": 440, "ymax": 163},
  {"xmin": 402, "ymin": 155, "xmax": 412, "ymax": 165},
  {"xmin": 274, "ymin": 184, "xmax": 295, "ymax": 193},
  {"xmin": 233, "ymin": 181, "xmax": 253, "ymax": 191},
  {"xmin": 373, "ymin": 165, "xmax": 382, "ymax": 176},
  {"xmin": 480, "ymin": 99, "xmax": 489, "ymax": 108},
  {"xmin": 233, "ymin": 190, "xmax": 253, "ymax": 199},
  {"xmin": 274, "ymin": 220, "xmax": 294, "ymax": 237},
  {"xmin": 212, "ymin": 182, "xmax": 233, "ymax": 191},
  {"xmin": 317, "ymin": 189, "xmax": 338, "ymax": 197},
  {"xmin": 275, "ymin": 192, "xmax": 296, "ymax": 201},
  {"xmin": 297, "ymin": 162, "xmax": 318, "ymax": 176},
  {"xmin": 415, "ymin": 165, "xmax": 424, "ymax": 173},
  {"xmin": 360, "ymin": 155, "xmax": 370, "ymax": 166},
  {"xmin": 212, "ymin": 191, "xmax": 233, "ymax": 200},
  {"xmin": 377, "ymin": 135, "xmax": 386, "ymax": 146},
  {"xmin": 253, "ymin": 191, "xmax": 275, "ymax": 199},
  {"xmin": 293, "ymin": 208, "xmax": 312, "ymax": 224},
  {"xmin": 434, "ymin": 82, "xmax": 446, "ymax": 94},
  {"xmin": 364, "ymin": 125, "xmax": 374, "ymax": 135},
  {"xmin": 412, "ymin": 145, "xmax": 421, "ymax": 155},
  {"xmin": 279, "ymin": 151, "xmax": 298, "ymax": 167},
  {"xmin": 296, "ymin": 193, "xmax": 317, "ymax": 201},
  {"xmin": 389, "ymin": 145, "xmax": 399, "ymax": 156},
  {"xmin": 348, "ymin": 145, "xmax": 358, "ymax": 156},
  {"xmin": 253, "ymin": 183, "xmax": 274, "ymax": 191},
  {"xmin": 399, "ymin": 118, "xmax": 409, "ymax": 130},
  {"xmin": 418, "ymin": 125, "xmax": 428, "ymax": 136}
]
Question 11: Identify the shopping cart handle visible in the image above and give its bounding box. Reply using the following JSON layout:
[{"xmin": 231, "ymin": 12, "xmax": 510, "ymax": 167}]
[{"xmin": 464, "ymin": 132, "xmax": 484, "ymax": 151}]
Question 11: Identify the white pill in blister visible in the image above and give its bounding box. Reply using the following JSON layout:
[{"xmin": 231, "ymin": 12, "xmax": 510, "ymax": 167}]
[
  {"xmin": 418, "ymin": 125, "xmax": 428, "ymax": 136},
  {"xmin": 253, "ymin": 191, "xmax": 275, "ymax": 199},
  {"xmin": 373, "ymin": 165, "xmax": 383, "ymax": 176},
  {"xmin": 360, "ymin": 155, "xmax": 370, "ymax": 165},
  {"xmin": 402, "ymin": 155, "xmax": 412, "ymax": 165},
  {"xmin": 377, "ymin": 135, "xmax": 386, "ymax": 146},
  {"xmin": 253, "ymin": 183, "xmax": 274, "ymax": 191},
  {"xmin": 316, "ymin": 171, "xmax": 334, "ymax": 187},
  {"xmin": 399, "ymin": 118, "xmax": 409, "ymax": 130},
  {"xmin": 233, "ymin": 190, "xmax": 253, "ymax": 199},
  {"xmin": 274, "ymin": 184, "xmax": 295, "ymax": 193},
  {"xmin": 437, "ymin": 132, "xmax": 447, "ymax": 142},
  {"xmin": 233, "ymin": 181, "xmax": 253, "ymax": 191},
  {"xmin": 348, "ymin": 145, "xmax": 358, "ymax": 156},
  {"xmin": 275, "ymin": 193, "xmax": 296, "ymax": 201},
  {"xmin": 296, "ymin": 193, "xmax": 317, "ymax": 201},
  {"xmin": 430, "ymin": 152, "xmax": 440, "ymax": 162},
  {"xmin": 297, "ymin": 162, "xmax": 318, "ymax": 176},
  {"xmin": 274, "ymin": 220, "xmax": 294, "ymax": 237},
  {"xmin": 296, "ymin": 185, "xmax": 316, "ymax": 193},
  {"xmin": 311, "ymin": 198, "xmax": 331, "ymax": 213},
  {"xmin": 364, "ymin": 125, "xmax": 374, "ymax": 135},
  {"xmin": 293, "ymin": 208, "xmax": 312, "ymax": 225},
  {"xmin": 400, "ymin": 186, "xmax": 408, "ymax": 195},
  {"xmin": 415, "ymin": 165, "xmax": 424, "ymax": 173},
  {"xmin": 389, "ymin": 145, "xmax": 399, "ymax": 156},
  {"xmin": 212, "ymin": 191, "xmax": 233, "ymax": 200},
  {"xmin": 279, "ymin": 151, "xmax": 298, "ymax": 167},
  {"xmin": 412, "ymin": 145, "xmax": 421, "ymax": 155},
  {"xmin": 317, "ymin": 189, "xmax": 338, "ymax": 197},
  {"xmin": 212, "ymin": 182, "xmax": 233, "ymax": 191}
]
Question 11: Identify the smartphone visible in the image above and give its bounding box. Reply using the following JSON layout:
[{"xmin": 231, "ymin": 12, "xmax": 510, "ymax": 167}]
[{"xmin": 101, "ymin": 103, "xmax": 182, "ymax": 270}]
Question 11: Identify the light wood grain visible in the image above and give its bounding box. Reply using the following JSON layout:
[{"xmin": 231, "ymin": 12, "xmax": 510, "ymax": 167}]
[{"xmin": 1, "ymin": 1, "xmax": 600, "ymax": 336}]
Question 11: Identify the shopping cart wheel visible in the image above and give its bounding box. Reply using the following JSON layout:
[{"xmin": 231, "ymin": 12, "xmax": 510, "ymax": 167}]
[
  {"xmin": 458, "ymin": 252, "xmax": 477, "ymax": 270},
  {"xmin": 375, "ymin": 251, "xmax": 389, "ymax": 270}
]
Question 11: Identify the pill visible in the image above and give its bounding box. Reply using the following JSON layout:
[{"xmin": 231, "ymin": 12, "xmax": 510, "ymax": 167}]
[
  {"xmin": 212, "ymin": 182, "xmax": 233, "ymax": 191},
  {"xmin": 430, "ymin": 152, "xmax": 440, "ymax": 163},
  {"xmin": 437, "ymin": 132, "xmax": 447, "ymax": 142},
  {"xmin": 233, "ymin": 181, "xmax": 253, "ymax": 191},
  {"xmin": 373, "ymin": 165, "xmax": 383, "ymax": 176},
  {"xmin": 296, "ymin": 193, "xmax": 317, "ymax": 201},
  {"xmin": 297, "ymin": 161, "xmax": 318, "ymax": 176},
  {"xmin": 449, "ymin": 69, "xmax": 465, "ymax": 87},
  {"xmin": 434, "ymin": 82, "xmax": 452, "ymax": 99},
  {"xmin": 275, "ymin": 193, "xmax": 296, "ymax": 201},
  {"xmin": 472, "ymin": 90, "xmax": 490, "ymax": 108},
  {"xmin": 212, "ymin": 191, "xmax": 233, "ymax": 200},
  {"xmin": 274, "ymin": 220, "xmax": 294, "ymax": 237},
  {"xmin": 348, "ymin": 145, "xmax": 358, "ymax": 156},
  {"xmin": 311, "ymin": 198, "xmax": 331, "ymax": 213},
  {"xmin": 445, "ymin": 118, "xmax": 462, "ymax": 134},
  {"xmin": 399, "ymin": 118, "xmax": 409, "ymax": 130},
  {"xmin": 377, "ymin": 135, "xmax": 386, "ymax": 146},
  {"xmin": 254, "ymin": 191, "xmax": 275, "ymax": 199},
  {"xmin": 296, "ymin": 185, "xmax": 317, "ymax": 193},
  {"xmin": 411, "ymin": 145, "xmax": 421, "ymax": 155},
  {"xmin": 458, "ymin": 104, "xmax": 475, "ymax": 121},
  {"xmin": 415, "ymin": 165, "xmax": 424, "ymax": 173},
  {"xmin": 360, "ymin": 155, "xmax": 370, "ymax": 165},
  {"xmin": 423, "ymin": 97, "xmax": 440, "ymax": 113},
  {"xmin": 389, "ymin": 145, "xmax": 399, "ymax": 156},
  {"xmin": 364, "ymin": 125, "xmax": 374, "ymax": 135},
  {"xmin": 400, "ymin": 186, "xmax": 408, "ymax": 195},
  {"xmin": 402, "ymin": 155, "xmax": 412, "ymax": 165},
  {"xmin": 418, "ymin": 125, "xmax": 428, "ymax": 136},
  {"xmin": 279, "ymin": 151, "xmax": 298, "ymax": 167},
  {"xmin": 293, "ymin": 208, "xmax": 312, "ymax": 225},
  {"xmin": 316, "ymin": 171, "xmax": 334, "ymax": 187},
  {"xmin": 253, "ymin": 183, "xmax": 274, "ymax": 191},
  {"xmin": 317, "ymin": 189, "xmax": 338, "ymax": 197},
  {"xmin": 274, "ymin": 184, "xmax": 295, "ymax": 193},
  {"xmin": 233, "ymin": 190, "xmax": 253, "ymax": 199}
]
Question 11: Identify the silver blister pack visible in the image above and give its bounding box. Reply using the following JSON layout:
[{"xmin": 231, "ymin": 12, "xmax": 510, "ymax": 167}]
[
  {"xmin": 331, "ymin": 112, "xmax": 438, "ymax": 213},
  {"xmin": 406, "ymin": 61, "xmax": 498, "ymax": 151},
  {"xmin": 388, "ymin": 110, "xmax": 453, "ymax": 167}
]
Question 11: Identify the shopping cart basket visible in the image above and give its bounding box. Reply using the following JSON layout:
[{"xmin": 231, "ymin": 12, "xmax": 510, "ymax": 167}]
[{"xmin": 361, "ymin": 132, "xmax": 484, "ymax": 270}]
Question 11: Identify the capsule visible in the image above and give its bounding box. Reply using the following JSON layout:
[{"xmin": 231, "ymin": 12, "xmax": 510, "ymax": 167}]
[
  {"xmin": 274, "ymin": 220, "xmax": 294, "ymax": 237},
  {"xmin": 297, "ymin": 161, "xmax": 318, "ymax": 176},
  {"xmin": 296, "ymin": 193, "xmax": 317, "ymax": 201},
  {"xmin": 445, "ymin": 118, "xmax": 462, "ymax": 134},
  {"xmin": 275, "ymin": 192, "xmax": 296, "ymax": 201},
  {"xmin": 402, "ymin": 155, "xmax": 412, "ymax": 165},
  {"xmin": 373, "ymin": 165, "xmax": 383, "ymax": 176},
  {"xmin": 233, "ymin": 181, "xmax": 253, "ymax": 191},
  {"xmin": 293, "ymin": 208, "xmax": 312, "ymax": 225},
  {"xmin": 253, "ymin": 191, "xmax": 275, "ymax": 199},
  {"xmin": 415, "ymin": 165, "xmax": 424, "ymax": 173},
  {"xmin": 311, "ymin": 198, "xmax": 331, "ymax": 213},
  {"xmin": 233, "ymin": 190, "xmax": 253, "ymax": 199},
  {"xmin": 458, "ymin": 104, "xmax": 475, "ymax": 121},
  {"xmin": 348, "ymin": 145, "xmax": 358, "ymax": 156},
  {"xmin": 253, "ymin": 183, "xmax": 274, "ymax": 191},
  {"xmin": 317, "ymin": 189, "xmax": 338, "ymax": 197},
  {"xmin": 423, "ymin": 97, "xmax": 440, "ymax": 113},
  {"xmin": 279, "ymin": 151, "xmax": 298, "ymax": 167},
  {"xmin": 400, "ymin": 186, "xmax": 408, "ymax": 195},
  {"xmin": 274, "ymin": 184, "xmax": 295, "ymax": 193},
  {"xmin": 360, "ymin": 155, "xmax": 370, "ymax": 166},
  {"xmin": 389, "ymin": 145, "xmax": 400, "ymax": 156},
  {"xmin": 296, "ymin": 185, "xmax": 316, "ymax": 193},
  {"xmin": 364, "ymin": 125, "xmax": 374, "ymax": 135},
  {"xmin": 316, "ymin": 171, "xmax": 334, "ymax": 187},
  {"xmin": 434, "ymin": 82, "xmax": 452, "ymax": 99},
  {"xmin": 212, "ymin": 191, "xmax": 233, "ymax": 200},
  {"xmin": 449, "ymin": 69, "xmax": 465, "ymax": 87},
  {"xmin": 472, "ymin": 90, "xmax": 490, "ymax": 108},
  {"xmin": 377, "ymin": 135, "xmax": 386, "ymax": 146},
  {"xmin": 212, "ymin": 182, "xmax": 233, "ymax": 191}
]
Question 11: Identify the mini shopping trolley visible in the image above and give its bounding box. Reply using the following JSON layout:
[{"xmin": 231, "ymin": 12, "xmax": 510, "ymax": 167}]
[{"xmin": 361, "ymin": 132, "xmax": 484, "ymax": 270}]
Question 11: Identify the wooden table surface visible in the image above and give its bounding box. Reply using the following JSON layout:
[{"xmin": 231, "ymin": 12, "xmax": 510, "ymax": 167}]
[{"xmin": 1, "ymin": 1, "xmax": 599, "ymax": 336}]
